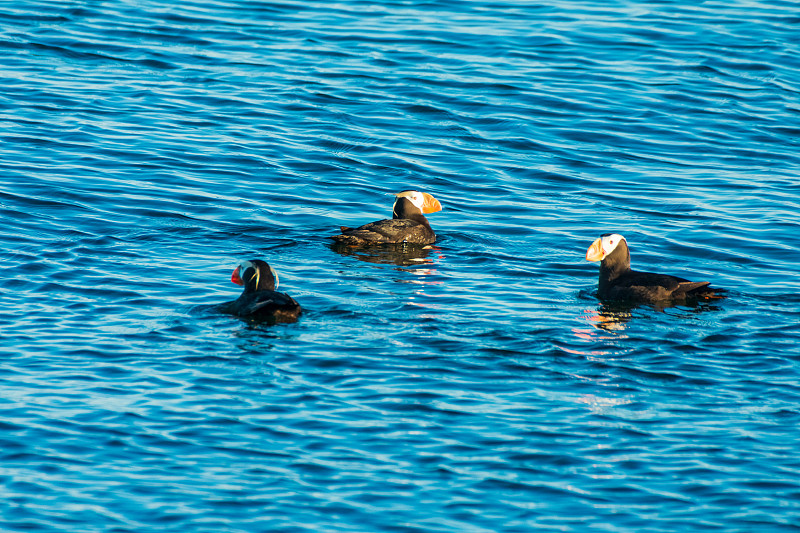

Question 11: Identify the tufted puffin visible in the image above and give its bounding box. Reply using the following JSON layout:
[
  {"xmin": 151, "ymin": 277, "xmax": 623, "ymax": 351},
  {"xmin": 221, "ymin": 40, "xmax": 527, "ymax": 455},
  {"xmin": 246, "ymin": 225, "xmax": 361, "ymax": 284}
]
[
  {"xmin": 219, "ymin": 259, "xmax": 302, "ymax": 322},
  {"xmin": 330, "ymin": 190, "xmax": 442, "ymax": 245},
  {"xmin": 585, "ymin": 233, "xmax": 725, "ymax": 303}
]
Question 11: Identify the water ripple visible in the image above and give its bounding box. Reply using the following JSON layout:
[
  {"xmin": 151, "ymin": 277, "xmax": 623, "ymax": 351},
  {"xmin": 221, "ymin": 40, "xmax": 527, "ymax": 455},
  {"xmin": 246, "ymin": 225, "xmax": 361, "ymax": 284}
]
[{"xmin": 0, "ymin": 0, "xmax": 799, "ymax": 531}]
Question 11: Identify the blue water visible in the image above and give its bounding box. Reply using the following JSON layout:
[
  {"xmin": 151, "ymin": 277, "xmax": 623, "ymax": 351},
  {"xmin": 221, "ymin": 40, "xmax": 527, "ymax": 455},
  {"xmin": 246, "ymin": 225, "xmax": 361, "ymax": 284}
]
[{"xmin": 2, "ymin": 0, "xmax": 800, "ymax": 531}]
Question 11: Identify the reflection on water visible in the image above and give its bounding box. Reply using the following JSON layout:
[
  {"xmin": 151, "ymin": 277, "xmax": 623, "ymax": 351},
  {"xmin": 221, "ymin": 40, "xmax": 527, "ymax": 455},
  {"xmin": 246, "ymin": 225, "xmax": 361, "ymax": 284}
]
[
  {"xmin": 583, "ymin": 300, "xmax": 726, "ymax": 333},
  {"xmin": 587, "ymin": 302, "xmax": 635, "ymax": 332},
  {"xmin": 330, "ymin": 242, "xmax": 440, "ymax": 267},
  {"xmin": 576, "ymin": 393, "xmax": 633, "ymax": 413},
  {"xmin": 331, "ymin": 243, "xmax": 446, "ymax": 311}
]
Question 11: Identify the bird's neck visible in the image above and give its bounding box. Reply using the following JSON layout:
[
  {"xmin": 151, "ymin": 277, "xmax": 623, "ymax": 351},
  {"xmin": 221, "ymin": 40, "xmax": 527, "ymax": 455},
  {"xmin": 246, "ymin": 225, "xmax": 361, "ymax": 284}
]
[
  {"xmin": 245, "ymin": 275, "xmax": 274, "ymax": 293},
  {"xmin": 599, "ymin": 254, "xmax": 630, "ymax": 292},
  {"xmin": 407, "ymin": 212, "xmax": 431, "ymax": 228}
]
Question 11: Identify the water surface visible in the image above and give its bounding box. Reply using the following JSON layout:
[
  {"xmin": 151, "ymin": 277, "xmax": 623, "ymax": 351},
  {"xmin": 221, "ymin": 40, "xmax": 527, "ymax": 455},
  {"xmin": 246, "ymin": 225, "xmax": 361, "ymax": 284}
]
[{"xmin": 1, "ymin": 0, "xmax": 799, "ymax": 531}]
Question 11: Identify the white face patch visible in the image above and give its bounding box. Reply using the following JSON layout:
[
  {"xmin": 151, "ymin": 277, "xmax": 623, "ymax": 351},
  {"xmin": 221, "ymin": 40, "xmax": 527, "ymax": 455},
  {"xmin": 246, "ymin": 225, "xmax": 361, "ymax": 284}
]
[
  {"xmin": 395, "ymin": 190, "xmax": 424, "ymax": 210},
  {"xmin": 600, "ymin": 234, "xmax": 625, "ymax": 257}
]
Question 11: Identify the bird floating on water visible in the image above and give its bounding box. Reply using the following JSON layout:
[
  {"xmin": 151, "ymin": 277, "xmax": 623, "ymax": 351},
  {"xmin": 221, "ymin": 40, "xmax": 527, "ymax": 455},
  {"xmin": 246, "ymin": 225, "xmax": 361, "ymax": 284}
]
[
  {"xmin": 219, "ymin": 259, "xmax": 302, "ymax": 322},
  {"xmin": 330, "ymin": 190, "xmax": 442, "ymax": 246},
  {"xmin": 585, "ymin": 233, "xmax": 725, "ymax": 303}
]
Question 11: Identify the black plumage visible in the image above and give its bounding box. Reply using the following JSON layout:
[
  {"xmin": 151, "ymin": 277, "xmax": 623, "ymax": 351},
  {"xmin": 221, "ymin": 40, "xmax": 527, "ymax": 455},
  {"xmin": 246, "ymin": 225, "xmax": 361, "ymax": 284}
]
[
  {"xmin": 330, "ymin": 190, "xmax": 442, "ymax": 246},
  {"xmin": 219, "ymin": 259, "xmax": 301, "ymax": 322},
  {"xmin": 585, "ymin": 233, "xmax": 724, "ymax": 303}
]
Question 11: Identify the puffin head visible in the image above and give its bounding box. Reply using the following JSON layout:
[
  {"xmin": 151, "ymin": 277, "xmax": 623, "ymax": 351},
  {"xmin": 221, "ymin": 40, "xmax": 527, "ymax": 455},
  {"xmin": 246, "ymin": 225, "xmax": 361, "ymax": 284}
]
[
  {"xmin": 586, "ymin": 233, "xmax": 627, "ymax": 262},
  {"xmin": 392, "ymin": 190, "xmax": 442, "ymax": 218},
  {"xmin": 231, "ymin": 259, "xmax": 279, "ymax": 292}
]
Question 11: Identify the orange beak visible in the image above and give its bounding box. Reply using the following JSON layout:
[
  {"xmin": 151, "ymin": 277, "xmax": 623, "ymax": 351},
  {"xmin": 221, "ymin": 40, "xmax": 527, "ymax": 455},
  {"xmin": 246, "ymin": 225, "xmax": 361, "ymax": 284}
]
[
  {"xmin": 585, "ymin": 238, "xmax": 604, "ymax": 262},
  {"xmin": 421, "ymin": 192, "xmax": 442, "ymax": 214},
  {"xmin": 231, "ymin": 266, "xmax": 244, "ymax": 285}
]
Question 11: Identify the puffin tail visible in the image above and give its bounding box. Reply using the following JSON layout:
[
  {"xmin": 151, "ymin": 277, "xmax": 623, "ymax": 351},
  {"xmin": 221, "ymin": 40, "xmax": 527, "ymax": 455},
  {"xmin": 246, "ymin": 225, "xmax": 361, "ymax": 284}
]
[
  {"xmin": 680, "ymin": 281, "xmax": 727, "ymax": 300},
  {"xmin": 677, "ymin": 281, "xmax": 710, "ymax": 293}
]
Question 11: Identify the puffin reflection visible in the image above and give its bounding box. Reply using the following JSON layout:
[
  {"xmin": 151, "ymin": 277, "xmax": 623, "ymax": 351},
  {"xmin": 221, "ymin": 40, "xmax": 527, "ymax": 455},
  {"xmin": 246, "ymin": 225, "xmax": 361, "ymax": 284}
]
[
  {"xmin": 330, "ymin": 242, "xmax": 439, "ymax": 267},
  {"xmin": 587, "ymin": 302, "xmax": 634, "ymax": 331},
  {"xmin": 586, "ymin": 299, "xmax": 725, "ymax": 332}
]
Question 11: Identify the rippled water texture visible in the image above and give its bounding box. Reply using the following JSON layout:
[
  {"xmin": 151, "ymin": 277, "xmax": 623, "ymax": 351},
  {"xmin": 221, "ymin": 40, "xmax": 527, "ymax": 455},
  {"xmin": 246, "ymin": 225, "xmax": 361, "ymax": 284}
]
[{"xmin": 1, "ymin": 1, "xmax": 799, "ymax": 531}]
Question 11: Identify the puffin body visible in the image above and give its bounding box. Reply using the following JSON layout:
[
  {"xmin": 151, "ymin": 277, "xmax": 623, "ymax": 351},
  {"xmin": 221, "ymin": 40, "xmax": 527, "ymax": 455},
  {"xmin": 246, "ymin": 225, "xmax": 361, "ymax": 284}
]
[
  {"xmin": 220, "ymin": 259, "xmax": 301, "ymax": 322},
  {"xmin": 585, "ymin": 233, "xmax": 724, "ymax": 303},
  {"xmin": 330, "ymin": 190, "xmax": 442, "ymax": 245}
]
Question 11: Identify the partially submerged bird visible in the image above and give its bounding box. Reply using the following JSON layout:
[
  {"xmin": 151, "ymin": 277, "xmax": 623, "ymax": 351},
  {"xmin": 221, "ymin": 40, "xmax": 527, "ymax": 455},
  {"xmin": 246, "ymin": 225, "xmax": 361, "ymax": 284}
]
[
  {"xmin": 330, "ymin": 190, "xmax": 442, "ymax": 245},
  {"xmin": 219, "ymin": 259, "xmax": 301, "ymax": 322},
  {"xmin": 585, "ymin": 233, "xmax": 724, "ymax": 303}
]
